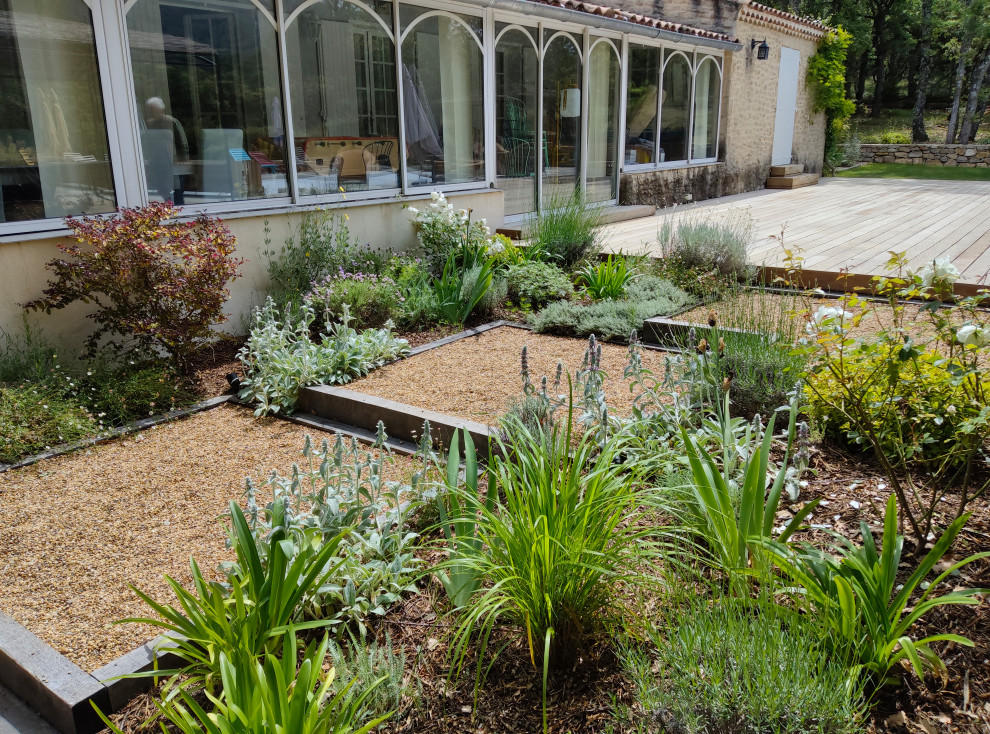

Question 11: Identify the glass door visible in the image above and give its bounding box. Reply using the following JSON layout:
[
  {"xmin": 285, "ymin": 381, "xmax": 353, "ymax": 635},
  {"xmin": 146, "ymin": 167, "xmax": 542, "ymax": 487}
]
[
  {"xmin": 586, "ymin": 40, "xmax": 620, "ymax": 202},
  {"xmin": 542, "ymin": 32, "xmax": 581, "ymax": 206},
  {"xmin": 495, "ymin": 26, "xmax": 538, "ymax": 217}
]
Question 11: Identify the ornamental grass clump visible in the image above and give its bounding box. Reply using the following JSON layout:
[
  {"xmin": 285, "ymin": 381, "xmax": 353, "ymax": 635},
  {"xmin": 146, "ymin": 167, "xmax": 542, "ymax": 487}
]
[{"xmin": 24, "ymin": 203, "xmax": 243, "ymax": 368}]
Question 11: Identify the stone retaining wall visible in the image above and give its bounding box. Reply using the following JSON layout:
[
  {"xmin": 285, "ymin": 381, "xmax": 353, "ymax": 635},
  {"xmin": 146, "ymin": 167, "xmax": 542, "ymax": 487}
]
[{"xmin": 859, "ymin": 143, "xmax": 990, "ymax": 167}]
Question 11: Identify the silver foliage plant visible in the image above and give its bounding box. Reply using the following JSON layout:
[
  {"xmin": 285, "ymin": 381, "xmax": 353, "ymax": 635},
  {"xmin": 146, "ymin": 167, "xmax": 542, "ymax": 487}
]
[
  {"xmin": 236, "ymin": 424, "xmax": 431, "ymax": 636},
  {"xmin": 237, "ymin": 299, "xmax": 410, "ymax": 416}
]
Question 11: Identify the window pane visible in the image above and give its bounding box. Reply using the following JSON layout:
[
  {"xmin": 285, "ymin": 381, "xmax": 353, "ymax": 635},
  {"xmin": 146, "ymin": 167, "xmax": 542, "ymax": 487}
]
[
  {"xmin": 495, "ymin": 28, "xmax": 538, "ymax": 217},
  {"xmin": 587, "ymin": 41, "xmax": 619, "ymax": 203},
  {"xmin": 660, "ymin": 53, "xmax": 690, "ymax": 163},
  {"xmin": 692, "ymin": 57, "xmax": 720, "ymax": 160},
  {"xmin": 127, "ymin": 0, "xmax": 288, "ymax": 205},
  {"xmin": 624, "ymin": 45, "xmax": 659, "ymax": 166},
  {"xmin": 402, "ymin": 14, "xmax": 485, "ymax": 188},
  {"xmin": 286, "ymin": 0, "xmax": 399, "ymax": 195},
  {"xmin": 543, "ymin": 34, "xmax": 581, "ymax": 203},
  {"xmin": 0, "ymin": 0, "xmax": 115, "ymax": 223}
]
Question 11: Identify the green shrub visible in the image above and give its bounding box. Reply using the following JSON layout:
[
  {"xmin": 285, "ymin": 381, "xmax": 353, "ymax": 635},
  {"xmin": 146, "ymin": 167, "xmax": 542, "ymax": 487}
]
[
  {"xmin": 263, "ymin": 209, "xmax": 386, "ymax": 309},
  {"xmin": 237, "ymin": 300, "xmax": 410, "ymax": 415},
  {"xmin": 393, "ymin": 260, "xmax": 441, "ymax": 330},
  {"xmin": 878, "ymin": 130, "xmax": 911, "ymax": 144},
  {"xmin": 531, "ymin": 278, "xmax": 691, "ymax": 340},
  {"xmin": 306, "ymin": 272, "xmax": 402, "ymax": 330},
  {"xmin": 25, "ymin": 203, "xmax": 243, "ymax": 367},
  {"xmin": 575, "ymin": 255, "xmax": 638, "ymax": 300},
  {"xmin": 0, "ymin": 383, "xmax": 97, "ymax": 463},
  {"xmin": 530, "ymin": 191, "xmax": 604, "ymax": 268},
  {"xmin": 505, "ymin": 261, "xmax": 573, "ymax": 308},
  {"xmin": 619, "ymin": 598, "xmax": 865, "ymax": 734},
  {"xmin": 658, "ymin": 211, "xmax": 754, "ymax": 279}
]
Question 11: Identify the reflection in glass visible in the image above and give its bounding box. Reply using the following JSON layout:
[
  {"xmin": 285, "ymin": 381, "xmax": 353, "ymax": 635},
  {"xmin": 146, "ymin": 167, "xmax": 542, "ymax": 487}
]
[
  {"xmin": 624, "ymin": 45, "xmax": 659, "ymax": 166},
  {"xmin": 542, "ymin": 34, "xmax": 581, "ymax": 203},
  {"xmin": 402, "ymin": 14, "xmax": 485, "ymax": 188},
  {"xmin": 587, "ymin": 41, "xmax": 620, "ymax": 203},
  {"xmin": 127, "ymin": 0, "xmax": 288, "ymax": 205},
  {"xmin": 286, "ymin": 0, "xmax": 399, "ymax": 195},
  {"xmin": 660, "ymin": 53, "xmax": 690, "ymax": 163},
  {"xmin": 692, "ymin": 57, "xmax": 720, "ymax": 160},
  {"xmin": 0, "ymin": 0, "xmax": 115, "ymax": 223},
  {"xmin": 495, "ymin": 28, "xmax": 538, "ymax": 217}
]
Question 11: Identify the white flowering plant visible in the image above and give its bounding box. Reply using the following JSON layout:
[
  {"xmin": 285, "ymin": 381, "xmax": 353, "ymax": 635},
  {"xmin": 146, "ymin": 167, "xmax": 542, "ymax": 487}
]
[
  {"xmin": 406, "ymin": 191, "xmax": 492, "ymax": 275},
  {"xmin": 798, "ymin": 252, "xmax": 990, "ymax": 553}
]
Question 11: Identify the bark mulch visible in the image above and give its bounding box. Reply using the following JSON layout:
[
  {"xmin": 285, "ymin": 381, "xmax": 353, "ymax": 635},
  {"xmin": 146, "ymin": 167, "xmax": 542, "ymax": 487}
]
[
  {"xmin": 348, "ymin": 326, "xmax": 671, "ymax": 425},
  {"xmin": 0, "ymin": 404, "xmax": 413, "ymax": 672}
]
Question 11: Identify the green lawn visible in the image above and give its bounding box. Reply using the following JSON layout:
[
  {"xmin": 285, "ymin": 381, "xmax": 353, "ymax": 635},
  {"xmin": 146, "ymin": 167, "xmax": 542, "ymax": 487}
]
[
  {"xmin": 850, "ymin": 109, "xmax": 990, "ymax": 146},
  {"xmin": 836, "ymin": 163, "xmax": 990, "ymax": 181}
]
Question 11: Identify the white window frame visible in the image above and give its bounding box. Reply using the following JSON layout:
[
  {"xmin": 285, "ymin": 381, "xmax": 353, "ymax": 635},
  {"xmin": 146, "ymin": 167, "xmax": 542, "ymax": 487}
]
[{"xmin": 689, "ymin": 54, "xmax": 723, "ymax": 164}]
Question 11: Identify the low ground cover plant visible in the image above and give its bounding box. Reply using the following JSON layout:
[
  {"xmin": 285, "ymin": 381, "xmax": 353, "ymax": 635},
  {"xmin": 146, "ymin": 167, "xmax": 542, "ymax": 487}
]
[{"xmin": 505, "ymin": 261, "xmax": 573, "ymax": 309}]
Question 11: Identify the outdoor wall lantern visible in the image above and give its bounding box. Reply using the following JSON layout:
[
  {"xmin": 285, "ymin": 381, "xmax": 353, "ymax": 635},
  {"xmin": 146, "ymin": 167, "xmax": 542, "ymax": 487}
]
[{"xmin": 751, "ymin": 38, "xmax": 770, "ymax": 60}]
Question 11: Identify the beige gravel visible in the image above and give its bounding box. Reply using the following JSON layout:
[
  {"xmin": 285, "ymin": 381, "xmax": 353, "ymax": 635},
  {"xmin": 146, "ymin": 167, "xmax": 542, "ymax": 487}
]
[
  {"xmin": 0, "ymin": 404, "xmax": 412, "ymax": 672},
  {"xmin": 349, "ymin": 326, "xmax": 673, "ymax": 425}
]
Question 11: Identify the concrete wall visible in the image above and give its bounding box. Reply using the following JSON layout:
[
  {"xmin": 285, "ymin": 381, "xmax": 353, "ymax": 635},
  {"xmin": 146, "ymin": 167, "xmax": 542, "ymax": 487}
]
[
  {"xmin": 0, "ymin": 190, "xmax": 503, "ymax": 353},
  {"xmin": 858, "ymin": 143, "xmax": 990, "ymax": 167},
  {"xmin": 620, "ymin": 18, "xmax": 824, "ymax": 207}
]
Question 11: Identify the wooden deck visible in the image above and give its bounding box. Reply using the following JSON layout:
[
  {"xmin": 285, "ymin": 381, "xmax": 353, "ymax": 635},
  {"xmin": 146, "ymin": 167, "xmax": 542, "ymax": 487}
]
[{"xmin": 604, "ymin": 177, "xmax": 990, "ymax": 289}]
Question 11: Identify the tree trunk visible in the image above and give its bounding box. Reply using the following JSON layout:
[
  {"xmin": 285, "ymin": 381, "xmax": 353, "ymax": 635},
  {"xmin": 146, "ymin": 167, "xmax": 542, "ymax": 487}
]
[
  {"xmin": 947, "ymin": 32, "xmax": 973, "ymax": 142},
  {"xmin": 912, "ymin": 0, "xmax": 933, "ymax": 142},
  {"xmin": 856, "ymin": 50, "xmax": 869, "ymax": 103},
  {"xmin": 960, "ymin": 46, "xmax": 990, "ymax": 144},
  {"xmin": 872, "ymin": 17, "xmax": 889, "ymax": 116}
]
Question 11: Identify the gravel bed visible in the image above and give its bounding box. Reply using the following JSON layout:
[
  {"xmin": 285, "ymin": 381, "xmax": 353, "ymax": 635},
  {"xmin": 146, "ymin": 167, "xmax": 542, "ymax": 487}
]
[
  {"xmin": 349, "ymin": 326, "xmax": 672, "ymax": 425},
  {"xmin": 0, "ymin": 404, "xmax": 413, "ymax": 672}
]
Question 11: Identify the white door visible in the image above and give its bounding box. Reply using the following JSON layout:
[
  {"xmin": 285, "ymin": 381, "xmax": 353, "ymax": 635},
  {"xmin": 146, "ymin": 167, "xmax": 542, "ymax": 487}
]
[{"xmin": 772, "ymin": 47, "xmax": 800, "ymax": 166}]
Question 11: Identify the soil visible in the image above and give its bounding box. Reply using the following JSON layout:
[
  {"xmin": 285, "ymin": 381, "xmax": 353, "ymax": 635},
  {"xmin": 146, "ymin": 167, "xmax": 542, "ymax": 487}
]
[
  {"xmin": 348, "ymin": 326, "xmax": 670, "ymax": 425},
  {"xmin": 0, "ymin": 404, "xmax": 414, "ymax": 671}
]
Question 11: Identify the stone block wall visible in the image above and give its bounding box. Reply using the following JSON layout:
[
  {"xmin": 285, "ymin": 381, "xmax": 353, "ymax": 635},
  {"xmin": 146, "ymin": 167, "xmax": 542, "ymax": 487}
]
[{"xmin": 858, "ymin": 144, "xmax": 990, "ymax": 167}]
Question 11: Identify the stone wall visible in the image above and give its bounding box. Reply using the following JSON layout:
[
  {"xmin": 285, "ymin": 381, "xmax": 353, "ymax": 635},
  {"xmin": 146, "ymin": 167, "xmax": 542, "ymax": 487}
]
[
  {"xmin": 858, "ymin": 143, "xmax": 990, "ymax": 167},
  {"xmin": 613, "ymin": 0, "xmax": 743, "ymax": 37}
]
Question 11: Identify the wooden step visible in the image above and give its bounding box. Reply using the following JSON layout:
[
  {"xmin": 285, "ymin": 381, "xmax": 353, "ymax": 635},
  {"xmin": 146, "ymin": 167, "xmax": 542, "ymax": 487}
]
[
  {"xmin": 770, "ymin": 164, "xmax": 804, "ymax": 176},
  {"xmin": 766, "ymin": 173, "xmax": 819, "ymax": 189}
]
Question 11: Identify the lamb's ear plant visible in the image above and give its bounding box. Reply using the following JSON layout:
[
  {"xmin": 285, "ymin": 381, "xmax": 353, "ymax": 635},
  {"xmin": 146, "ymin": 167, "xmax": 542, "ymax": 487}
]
[
  {"xmin": 435, "ymin": 429, "xmax": 495, "ymax": 608},
  {"xmin": 680, "ymin": 412, "xmax": 818, "ymax": 592},
  {"xmin": 118, "ymin": 501, "xmax": 350, "ymax": 693},
  {"xmin": 764, "ymin": 495, "xmax": 990, "ymax": 687}
]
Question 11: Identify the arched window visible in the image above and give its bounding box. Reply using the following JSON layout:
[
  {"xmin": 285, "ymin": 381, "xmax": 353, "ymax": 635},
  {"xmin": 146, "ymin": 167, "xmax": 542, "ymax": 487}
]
[
  {"xmin": 692, "ymin": 56, "xmax": 721, "ymax": 160},
  {"xmin": 127, "ymin": 0, "xmax": 288, "ymax": 204},
  {"xmin": 495, "ymin": 26, "xmax": 538, "ymax": 216},
  {"xmin": 587, "ymin": 40, "xmax": 620, "ymax": 202},
  {"xmin": 660, "ymin": 52, "xmax": 690, "ymax": 164},
  {"xmin": 0, "ymin": 0, "xmax": 115, "ymax": 222},
  {"xmin": 285, "ymin": 0, "xmax": 399, "ymax": 195},
  {"xmin": 624, "ymin": 44, "xmax": 660, "ymax": 166},
  {"xmin": 542, "ymin": 32, "xmax": 581, "ymax": 202},
  {"xmin": 401, "ymin": 12, "xmax": 485, "ymax": 188}
]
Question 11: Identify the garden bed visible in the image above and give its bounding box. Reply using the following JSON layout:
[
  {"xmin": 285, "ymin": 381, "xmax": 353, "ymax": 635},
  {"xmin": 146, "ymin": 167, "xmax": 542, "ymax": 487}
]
[
  {"xmin": 348, "ymin": 325, "xmax": 671, "ymax": 426},
  {"xmin": 0, "ymin": 404, "xmax": 413, "ymax": 672}
]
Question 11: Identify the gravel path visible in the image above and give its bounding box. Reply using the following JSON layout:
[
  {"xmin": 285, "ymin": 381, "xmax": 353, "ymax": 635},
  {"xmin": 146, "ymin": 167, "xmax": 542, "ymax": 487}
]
[
  {"xmin": 0, "ymin": 404, "xmax": 412, "ymax": 671},
  {"xmin": 349, "ymin": 326, "xmax": 673, "ymax": 425}
]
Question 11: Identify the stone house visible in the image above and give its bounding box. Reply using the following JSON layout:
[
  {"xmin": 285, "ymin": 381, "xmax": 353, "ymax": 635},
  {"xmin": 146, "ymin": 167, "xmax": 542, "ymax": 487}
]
[{"xmin": 0, "ymin": 0, "xmax": 827, "ymax": 341}]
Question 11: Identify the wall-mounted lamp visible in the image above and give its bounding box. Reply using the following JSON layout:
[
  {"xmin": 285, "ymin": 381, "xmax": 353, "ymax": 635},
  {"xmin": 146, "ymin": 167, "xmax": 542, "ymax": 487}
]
[{"xmin": 751, "ymin": 38, "xmax": 770, "ymax": 60}]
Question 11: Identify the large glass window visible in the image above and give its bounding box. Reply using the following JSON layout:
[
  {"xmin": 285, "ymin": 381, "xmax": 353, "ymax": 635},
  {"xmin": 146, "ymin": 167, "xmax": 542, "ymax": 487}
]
[
  {"xmin": 0, "ymin": 0, "xmax": 115, "ymax": 224},
  {"xmin": 692, "ymin": 56, "xmax": 721, "ymax": 160},
  {"xmin": 587, "ymin": 40, "xmax": 620, "ymax": 203},
  {"xmin": 495, "ymin": 26, "xmax": 538, "ymax": 217},
  {"xmin": 126, "ymin": 0, "xmax": 288, "ymax": 205},
  {"xmin": 402, "ymin": 13, "xmax": 485, "ymax": 188},
  {"xmin": 285, "ymin": 0, "xmax": 399, "ymax": 196},
  {"xmin": 624, "ymin": 45, "xmax": 659, "ymax": 167},
  {"xmin": 660, "ymin": 52, "xmax": 690, "ymax": 163},
  {"xmin": 542, "ymin": 33, "xmax": 581, "ymax": 203}
]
